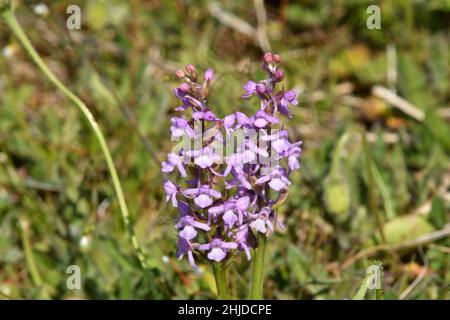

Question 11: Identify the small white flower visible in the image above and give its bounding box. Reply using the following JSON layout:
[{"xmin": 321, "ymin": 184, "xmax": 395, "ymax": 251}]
[
  {"xmin": 79, "ymin": 236, "xmax": 90, "ymax": 248},
  {"xmin": 2, "ymin": 45, "xmax": 16, "ymax": 58},
  {"xmin": 34, "ymin": 3, "xmax": 49, "ymax": 16}
]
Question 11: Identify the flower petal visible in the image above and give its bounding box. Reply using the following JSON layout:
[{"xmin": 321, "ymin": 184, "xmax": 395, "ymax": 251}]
[
  {"xmin": 207, "ymin": 248, "xmax": 227, "ymax": 262},
  {"xmin": 179, "ymin": 226, "xmax": 197, "ymax": 240},
  {"xmin": 269, "ymin": 177, "xmax": 286, "ymax": 191},
  {"xmin": 195, "ymin": 194, "xmax": 213, "ymax": 208}
]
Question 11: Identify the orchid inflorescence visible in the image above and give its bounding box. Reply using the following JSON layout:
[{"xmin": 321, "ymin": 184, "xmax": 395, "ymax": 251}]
[{"xmin": 162, "ymin": 53, "xmax": 302, "ymax": 268}]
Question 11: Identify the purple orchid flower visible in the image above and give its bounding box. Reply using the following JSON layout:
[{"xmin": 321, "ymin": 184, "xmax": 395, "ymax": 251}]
[
  {"xmin": 170, "ymin": 117, "xmax": 195, "ymax": 139},
  {"xmin": 173, "ymin": 86, "xmax": 188, "ymax": 99},
  {"xmin": 190, "ymin": 146, "xmax": 221, "ymax": 169},
  {"xmin": 177, "ymin": 237, "xmax": 197, "ymax": 268},
  {"xmin": 278, "ymin": 90, "xmax": 298, "ymax": 117},
  {"xmin": 281, "ymin": 141, "xmax": 303, "ymax": 170},
  {"xmin": 256, "ymin": 167, "xmax": 291, "ymax": 191},
  {"xmin": 242, "ymin": 80, "xmax": 257, "ymax": 98},
  {"xmin": 249, "ymin": 207, "xmax": 274, "ymax": 234},
  {"xmin": 223, "ymin": 114, "xmax": 236, "ymax": 136},
  {"xmin": 163, "ymin": 55, "xmax": 302, "ymax": 269},
  {"xmin": 209, "ymin": 196, "xmax": 250, "ymax": 226},
  {"xmin": 179, "ymin": 225, "xmax": 197, "ymax": 240},
  {"xmin": 192, "ymin": 109, "xmax": 218, "ymax": 122},
  {"xmin": 176, "ymin": 214, "xmax": 211, "ymax": 232},
  {"xmin": 161, "ymin": 152, "xmax": 187, "ymax": 177},
  {"xmin": 175, "ymin": 97, "xmax": 192, "ymax": 111},
  {"xmin": 224, "ymin": 166, "xmax": 252, "ymax": 190},
  {"xmin": 163, "ymin": 180, "xmax": 179, "ymax": 207},
  {"xmin": 235, "ymin": 111, "xmax": 251, "ymax": 128},
  {"xmin": 252, "ymin": 110, "xmax": 279, "ymax": 128},
  {"xmin": 232, "ymin": 225, "xmax": 254, "ymax": 260},
  {"xmin": 198, "ymin": 238, "xmax": 238, "ymax": 262},
  {"xmin": 222, "ymin": 210, "xmax": 238, "ymax": 228},
  {"xmin": 184, "ymin": 185, "xmax": 221, "ymax": 208}
]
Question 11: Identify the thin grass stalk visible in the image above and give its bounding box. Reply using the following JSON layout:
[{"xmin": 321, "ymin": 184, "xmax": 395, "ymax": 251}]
[
  {"xmin": 362, "ymin": 131, "xmax": 386, "ymax": 243},
  {"xmin": 212, "ymin": 262, "xmax": 231, "ymax": 299},
  {"xmin": 1, "ymin": 7, "xmax": 150, "ymax": 271},
  {"xmin": 19, "ymin": 217, "xmax": 50, "ymax": 299}
]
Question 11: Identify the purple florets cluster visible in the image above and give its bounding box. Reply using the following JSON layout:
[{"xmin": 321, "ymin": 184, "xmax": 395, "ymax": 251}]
[{"xmin": 162, "ymin": 53, "xmax": 302, "ymax": 268}]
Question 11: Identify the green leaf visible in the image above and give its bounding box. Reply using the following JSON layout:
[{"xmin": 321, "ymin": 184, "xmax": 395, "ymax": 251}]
[
  {"xmin": 384, "ymin": 215, "xmax": 435, "ymax": 245},
  {"xmin": 429, "ymin": 197, "xmax": 448, "ymax": 229}
]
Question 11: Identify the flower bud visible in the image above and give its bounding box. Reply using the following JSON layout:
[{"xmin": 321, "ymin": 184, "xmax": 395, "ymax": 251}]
[
  {"xmin": 204, "ymin": 68, "xmax": 214, "ymax": 82},
  {"xmin": 175, "ymin": 69, "xmax": 185, "ymax": 79},
  {"xmin": 179, "ymin": 83, "xmax": 190, "ymax": 92},
  {"xmin": 186, "ymin": 64, "xmax": 196, "ymax": 74},
  {"xmin": 263, "ymin": 52, "xmax": 273, "ymax": 63},
  {"xmin": 274, "ymin": 69, "xmax": 284, "ymax": 81},
  {"xmin": 273, "ymin": 54, "xmax": 281, "ymax": 64}
]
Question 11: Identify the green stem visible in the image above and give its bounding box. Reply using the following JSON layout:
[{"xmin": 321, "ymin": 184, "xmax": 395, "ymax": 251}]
[
  {"xmin": 212, "ymin": 262, "xmax": 230, "ymax": 299},
  {"xmin": 250, "ymin": 233, "xmax": 267, "ymax": 299},
  {"xmin": 362, "ymin": 131, "xmax": 386, "ymax": 243},
  {"xmin": 330, "ymin": 131, "xmax": 350, "ymax": 176},
  {"xmin": 19, "ymin": 218, "xmax": 50, "ymax": 299},
  {"xmin": 1, "ymin": 8, "xmax": 149, "ymax": 271}
]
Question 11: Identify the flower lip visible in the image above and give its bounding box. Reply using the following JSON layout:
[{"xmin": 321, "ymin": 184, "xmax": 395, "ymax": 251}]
[{"xmin": 179, "ymin": 226, "xmax": 197, "ymax": 240}]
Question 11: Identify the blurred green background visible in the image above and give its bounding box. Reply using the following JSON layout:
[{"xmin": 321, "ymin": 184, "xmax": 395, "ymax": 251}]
[{"xmin": 0, "ymin": 0, "xmax": 449, "ymax": 299}]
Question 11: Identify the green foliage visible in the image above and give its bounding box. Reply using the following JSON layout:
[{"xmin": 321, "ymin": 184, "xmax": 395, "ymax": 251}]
[{"xmin": 383, "ymin": 215, "xmax": 435, "ymax": 246}]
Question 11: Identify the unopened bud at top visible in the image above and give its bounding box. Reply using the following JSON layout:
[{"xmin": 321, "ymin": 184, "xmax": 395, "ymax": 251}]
[
  {"xmin": 186, "ymin": 64, "xmax": 196, "ymax": 74},
  {"xmin": 263, "ymin": 52, "xmax": 273, "ymax": 64},
  {"xmin": 175, "ymin": 69, "xmax": 185, "ymax": 79},
  {"xmin": 273, "ymin": 54, "xmax": 281, "ymax": 64}
]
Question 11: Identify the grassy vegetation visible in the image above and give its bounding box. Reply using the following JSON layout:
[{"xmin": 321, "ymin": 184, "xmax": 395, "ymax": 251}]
[{"xmin": 0, "ymin": 0, "xmax": 449, "ymax": 299}]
